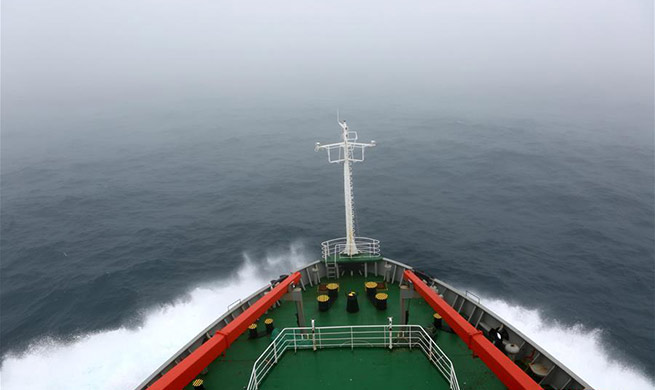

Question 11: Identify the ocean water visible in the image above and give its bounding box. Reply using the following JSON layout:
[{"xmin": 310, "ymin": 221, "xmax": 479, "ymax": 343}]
[{"xmin": 1, "ymin": 96, "xmax": 653, "ymax": 390}]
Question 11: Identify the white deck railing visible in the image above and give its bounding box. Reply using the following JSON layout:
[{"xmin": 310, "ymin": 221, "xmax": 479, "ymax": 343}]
[
  {"xmin": 321, "ymin": 237, "xmax": 381, "ymax": 261},
  {"xmin": 246, "ymin": 324, "xmax": 460, "ymax": 390}
]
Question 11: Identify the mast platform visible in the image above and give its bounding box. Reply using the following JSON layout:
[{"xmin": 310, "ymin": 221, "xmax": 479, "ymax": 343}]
[
  {"xmin": 321, "ymin": 237, "xmax": 381, "ymax": 263},
  {"xmin": 322, "ymin": 254, "xmax": 383, "ymax": 263}
]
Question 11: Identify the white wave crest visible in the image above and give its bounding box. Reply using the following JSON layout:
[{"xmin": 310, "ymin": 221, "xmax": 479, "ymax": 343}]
[
  {"xmin": 0, "ymin": 242, "xmax": 309, "ymax": 390},
  {"xmin": 2, "ymin": 245, "xmax": 652, "ymax": 390},
  {"xmin": 480, "ymin": 296, "xmax": 654, "ymax": 390}
]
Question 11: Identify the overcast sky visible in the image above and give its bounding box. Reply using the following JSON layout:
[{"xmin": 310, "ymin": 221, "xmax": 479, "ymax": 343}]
[{"xmin": 2, "ymin": 0, "xmax": 653, "ymax": 125}]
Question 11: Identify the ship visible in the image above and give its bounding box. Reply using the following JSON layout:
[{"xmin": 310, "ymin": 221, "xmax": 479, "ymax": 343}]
[{"xmin": 134, "ymin": 118, "xmax": 593, "ymax": 390}]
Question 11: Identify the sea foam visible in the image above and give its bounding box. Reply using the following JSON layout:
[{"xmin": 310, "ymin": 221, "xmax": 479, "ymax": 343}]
[
  {"xmin": 480, "ymin": 297, "xmax": 654, "ymax": 390},
  {"xmin": 1, "ymin": 246, "xmax": 653, "ymax": 390}
]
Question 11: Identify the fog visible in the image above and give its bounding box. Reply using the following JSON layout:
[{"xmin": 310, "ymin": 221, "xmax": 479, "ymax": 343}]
[
  {"xmin": 1, "ymin": 2, "xmax": 654, "ymax": 388},
  {"xmin": 2, "ymin": 0, "xmax": 652, "ymax": 122}
]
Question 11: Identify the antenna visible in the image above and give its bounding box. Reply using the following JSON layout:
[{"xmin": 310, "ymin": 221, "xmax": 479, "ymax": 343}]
[{"xmin": 315, "ymin": 118, "xmax": 376, "ymax": 256}]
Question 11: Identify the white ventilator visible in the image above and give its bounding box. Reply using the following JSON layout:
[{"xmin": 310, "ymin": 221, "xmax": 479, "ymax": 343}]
[{"xmin": 315, "ymin": 119, "xmax": 376, "ymax": 256}]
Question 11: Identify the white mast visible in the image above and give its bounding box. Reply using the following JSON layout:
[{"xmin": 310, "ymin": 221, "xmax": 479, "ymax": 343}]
[{"xmin": 316, "ymin": 118, "xmax": 376, "ymax": 256}]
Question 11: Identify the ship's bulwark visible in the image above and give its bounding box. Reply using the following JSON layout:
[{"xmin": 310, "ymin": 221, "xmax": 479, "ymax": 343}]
[
  {"xmin": 138, "ymin": 259, "xmax": 594, "ymax": 390},
  {"xmin": 147, "ymin": 273, "xmax": 302, "ymax": 390}
]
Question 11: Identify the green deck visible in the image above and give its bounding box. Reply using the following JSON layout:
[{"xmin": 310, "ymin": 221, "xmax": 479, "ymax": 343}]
[{"xmin": 186, "ymin": 274, "xmax": 506, "ymax": 390}]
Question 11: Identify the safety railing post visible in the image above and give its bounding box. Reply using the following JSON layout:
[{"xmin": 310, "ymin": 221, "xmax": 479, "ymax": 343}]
[
  {"xmin": 273, "ymin": 338, "xmax": 278, "ymax": 364},
  {"xmin": 293, "ymin": 329, "xmax": 297, "ymax": 352},
  {"xmin": 388, "ymin": 317, "xmax": 393, "ymax": 350},
  {"xmin": 428, "ymin": 332, "xmax": 434, "ymax": 363},
  {"xmin": 311, "ymin": 319, "xmax": 316, "ymax": 351},
  {"xmin": 248, "ymin": 368, "xmax": 257, "ymax": 390},
  {"xmin": 409, "ymin": 326, "xmax": 412, "ymax": 350},
  {"xmin": 350, "ymin": 326, "xmax": 354, "ymax": 350}
]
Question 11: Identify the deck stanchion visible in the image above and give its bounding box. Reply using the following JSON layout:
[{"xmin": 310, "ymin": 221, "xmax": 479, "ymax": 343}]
[
  {"xmin": 388, "ymin": 317, "xmax": 393, "ymax": 350},
  {"xmin": 311, "ymin": 319, "xmax": 316, "ymax": 351},
  {"xmin": 273, "ymin": 339, "xmax": 278, "ymax": 364},
  {"xmin": 429, "ymin": 339, "xmax": 434, "ymax": 362},
  {"xmin": 409, "ymin": 326, "xmax": 412, "ymax": 350},
  {"xmin": 305, "ymin": 268, "xmax": 313, "ymax": 287}
]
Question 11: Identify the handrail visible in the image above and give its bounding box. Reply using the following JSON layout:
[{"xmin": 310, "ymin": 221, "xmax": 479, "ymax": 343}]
[
  {"xmin": 404, "ymin": 270, "xmax": 541, "ymax": 390},
  {"xmin": 146, "ymin": 272, "xmax": 302, "ymax": 390},
  {"xmin": 321, "ymin": 237, "xmax": 381, "ymax": 261},
  {"xmin": 246, "ymin": 324, "xmax": 460, "ymax": 390},
  {"xmin": 465, "ymin": 290, "xmax": 480, "ymax": 304},
  {"xmin": 227, "ymin": 299, "xmax": 242, "ymax": 311}
]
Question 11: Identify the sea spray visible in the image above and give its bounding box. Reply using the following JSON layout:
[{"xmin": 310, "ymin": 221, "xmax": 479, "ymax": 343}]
[
  {"xmin": 480, "ymin": 296, "xmax": 654, "ymax": 390},
  {"xmin": 0, "ymin": 242, "xmax": 309, "ymax": 390},
  {"xmin": 1, "ymin": 244, "xmax": 652, "ymax": 390}
]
